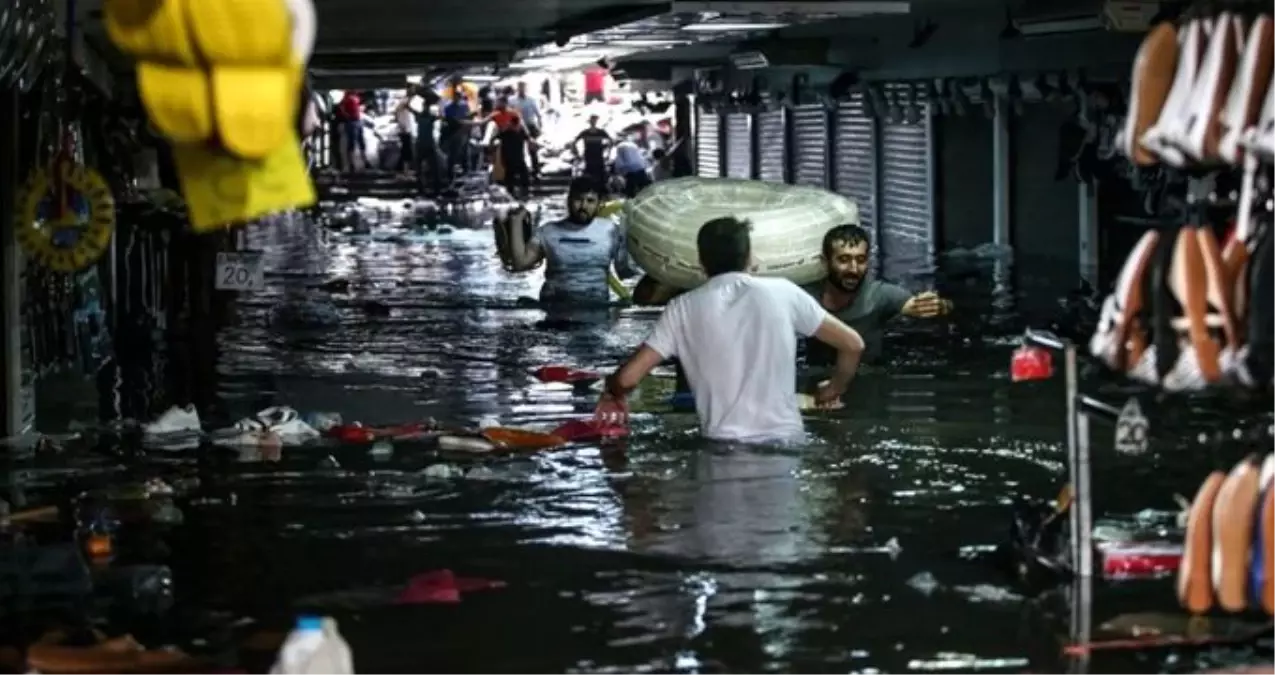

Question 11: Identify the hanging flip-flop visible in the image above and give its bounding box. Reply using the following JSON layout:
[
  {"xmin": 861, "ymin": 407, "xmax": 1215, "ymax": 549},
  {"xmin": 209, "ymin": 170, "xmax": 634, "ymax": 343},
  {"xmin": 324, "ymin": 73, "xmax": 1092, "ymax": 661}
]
[
  {"xmin": 1141, "ymin": 17, "xmax": 1211, "ymax": 167},
  {"xmin": 1179, "ymin": 469, "xmax": 1225, "ymax": 613},
  {"xmin": 1176, "ymin": 11, "xmax": 1243, "ymax": 164},
  {"xmin": 1213, "ymin": 455, "xmax": 1262, "ymax": 612},
  {"xmin": 1217, "ymin": 15, "xmax": 1272, "ymax": 166},
  {"xmin": 1254, "ymin": 455, "xmax": 1274, "ymax": 614},
  {"xmin": 1089, "ymin": 231, "xmax": 1159, "ymax": 373},
  {"xmin": 1122, "ymin": 22, "xmax": 1179, "ymax": 166}
]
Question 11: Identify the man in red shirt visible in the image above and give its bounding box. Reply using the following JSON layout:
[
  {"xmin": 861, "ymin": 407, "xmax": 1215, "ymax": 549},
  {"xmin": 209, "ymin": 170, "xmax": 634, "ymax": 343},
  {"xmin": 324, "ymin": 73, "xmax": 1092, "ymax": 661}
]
[
  {"xmin": 583, "ymin": 67, "xmax": 606, "ymax": 104},
  {"xmin": 337, "ymin": 91, "xmax": 368, "ymax": 171},
  {"xmin": 485, "ymin": 97, "xmax": 522, "ymax": 132}
]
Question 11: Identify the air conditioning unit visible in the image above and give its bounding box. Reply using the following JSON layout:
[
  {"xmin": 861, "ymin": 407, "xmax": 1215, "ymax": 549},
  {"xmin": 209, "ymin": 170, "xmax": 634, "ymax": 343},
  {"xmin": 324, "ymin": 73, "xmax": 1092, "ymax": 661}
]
[{"xmin": 1012, "ymin": 0, "xmax": 1159, "ymax": 36}]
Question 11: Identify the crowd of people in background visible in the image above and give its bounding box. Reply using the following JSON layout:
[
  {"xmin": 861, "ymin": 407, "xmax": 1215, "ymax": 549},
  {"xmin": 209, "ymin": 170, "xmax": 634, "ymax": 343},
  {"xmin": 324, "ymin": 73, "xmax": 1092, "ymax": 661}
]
[{"xmin": 316, "ymin": 70, "xmax": 674, "ymax": 202}]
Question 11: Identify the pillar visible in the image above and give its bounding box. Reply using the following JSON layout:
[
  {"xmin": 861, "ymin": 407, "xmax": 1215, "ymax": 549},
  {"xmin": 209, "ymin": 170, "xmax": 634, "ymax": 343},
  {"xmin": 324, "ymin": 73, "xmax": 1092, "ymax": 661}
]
[
  {"xmin": 1078, "ymin": 181, "xmax": 1099, "ymax": 286},
  {"xmin": 1, "ymin": 89, "xmax": 25, "ymax": 436},
  {"xmin": 991, "ymin": 94, "xmax": 1011, "ymax": 250},
  {"xmin": 672, "ymin": 79, "xmax": 694, "ymax": 178}
]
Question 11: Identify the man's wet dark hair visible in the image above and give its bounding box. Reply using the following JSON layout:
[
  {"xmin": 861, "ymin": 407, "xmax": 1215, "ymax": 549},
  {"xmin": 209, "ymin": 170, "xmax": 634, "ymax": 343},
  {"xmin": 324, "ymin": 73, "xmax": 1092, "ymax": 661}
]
[
  {"xmin": 568, "ymin": 176, "xmax": 600, "ymax": 198},
  {"xmin": 697, "ymin": 217, "xmax": 751, "ymax": 277},
  {"xmin": 822, "ymin": 224, "xmax": 871, "ymax": 257}
]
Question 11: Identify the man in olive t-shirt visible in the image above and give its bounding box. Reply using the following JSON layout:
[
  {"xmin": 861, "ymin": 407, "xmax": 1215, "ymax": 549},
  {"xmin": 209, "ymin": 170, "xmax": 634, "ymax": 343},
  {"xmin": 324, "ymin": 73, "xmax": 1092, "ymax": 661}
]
[{"xmin": 803, "ymin": 224, "xmax": 952, "ymax": 366}]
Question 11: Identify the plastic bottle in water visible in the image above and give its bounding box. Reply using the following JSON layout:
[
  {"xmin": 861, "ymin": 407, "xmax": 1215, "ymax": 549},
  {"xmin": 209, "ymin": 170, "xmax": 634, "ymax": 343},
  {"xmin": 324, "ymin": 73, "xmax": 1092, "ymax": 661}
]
[{"xmin": 270, "ymin": 615, "xmax": 354, "ymax": 674}]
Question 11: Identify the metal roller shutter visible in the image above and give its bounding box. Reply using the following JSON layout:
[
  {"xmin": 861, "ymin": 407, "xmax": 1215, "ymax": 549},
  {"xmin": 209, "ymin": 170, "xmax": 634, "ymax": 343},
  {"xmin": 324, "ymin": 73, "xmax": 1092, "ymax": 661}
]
[
  {"xmin": 756, "ymin": 109, "xmax": 786, "ymax": 183},
  {"xmin": 696, "ymin": 109, "xmax": 721, "ymax": 178},
  {"xmin": 724, "ymin": 112, "xmax": 753, "ymax": 179},
  {"xmin": 878, "ymin": 83, "xmax": 935, "ymax": 270},
  {"xmin": 791, "ymin": 104, "xmax": 828, "ymax": 188},
  {"xmin": 833, "ymin": 94, "xmax": 877, "ymax": 237}
]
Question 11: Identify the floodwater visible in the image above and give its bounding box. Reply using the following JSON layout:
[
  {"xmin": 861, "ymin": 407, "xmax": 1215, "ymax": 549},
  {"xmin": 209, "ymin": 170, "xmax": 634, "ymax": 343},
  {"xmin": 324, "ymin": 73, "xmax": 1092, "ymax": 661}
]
[{"xmin": 8, "ymin": 194, "xmax": 1273, "ymax": 673}]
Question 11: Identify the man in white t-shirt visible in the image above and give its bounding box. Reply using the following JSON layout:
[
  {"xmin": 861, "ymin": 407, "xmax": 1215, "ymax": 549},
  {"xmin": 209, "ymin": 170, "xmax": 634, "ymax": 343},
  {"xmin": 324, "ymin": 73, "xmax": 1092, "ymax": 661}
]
[
  {"xmin": 595, "ymin": 217, "xmax": 866, "ymax": 443},
  {"xmin": 394, "ymin": 97, "xmax": 417, "ymax": 174}
]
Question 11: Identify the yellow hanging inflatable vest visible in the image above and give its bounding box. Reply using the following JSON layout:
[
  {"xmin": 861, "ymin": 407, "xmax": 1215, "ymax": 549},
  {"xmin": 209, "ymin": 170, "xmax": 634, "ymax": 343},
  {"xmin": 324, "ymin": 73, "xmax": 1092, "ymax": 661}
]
[{"xmin": 103, "ymin": 0, "xmax": 316, "ymax": 231}]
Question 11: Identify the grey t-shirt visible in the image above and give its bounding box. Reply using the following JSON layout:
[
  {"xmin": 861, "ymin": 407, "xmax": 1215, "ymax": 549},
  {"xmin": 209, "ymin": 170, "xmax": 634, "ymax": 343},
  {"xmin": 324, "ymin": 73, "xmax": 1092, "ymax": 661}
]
[
  {"xmin": 801, "ymin": 279, "xmax": 912, "ymax": 365},
  {"xmin": 533, "ymin": 216, "xmax": 635, "ymax": 305}
]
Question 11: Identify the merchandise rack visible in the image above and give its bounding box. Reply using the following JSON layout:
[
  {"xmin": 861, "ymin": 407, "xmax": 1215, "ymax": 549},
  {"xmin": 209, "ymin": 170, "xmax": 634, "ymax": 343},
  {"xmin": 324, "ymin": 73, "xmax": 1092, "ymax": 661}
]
[{"xmin": 1020, "ymin": 329, "xmax": 1127, "ymax": 672}]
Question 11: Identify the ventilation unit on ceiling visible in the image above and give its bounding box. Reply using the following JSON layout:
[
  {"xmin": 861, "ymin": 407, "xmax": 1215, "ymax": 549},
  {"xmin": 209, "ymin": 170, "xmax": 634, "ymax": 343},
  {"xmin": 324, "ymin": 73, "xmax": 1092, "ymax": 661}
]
[{"xmin": 1012, "ymin": 0, "xmax": 1160, "ymax": 36}]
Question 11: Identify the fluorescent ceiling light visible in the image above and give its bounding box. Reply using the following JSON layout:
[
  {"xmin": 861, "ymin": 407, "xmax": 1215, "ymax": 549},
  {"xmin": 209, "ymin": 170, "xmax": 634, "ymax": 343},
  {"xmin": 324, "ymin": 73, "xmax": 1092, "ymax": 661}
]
[
  {"xmin": 465, "ymin": 74, "xmax": 500, "ymax": 82},
  {"xmin": 683, "ymin": 21, "xmax": 786, "ymax": 32},
  {"xmin": 1016, "ymin": 15, "xmax": 1104, "ymax": 35},
  {"xmin": 405, "ymin": 74, "xmax": 422, "ymax": 84},
  {"xmin": 620, "ymin": 38, "xmax": 694, "ymax": 47}
]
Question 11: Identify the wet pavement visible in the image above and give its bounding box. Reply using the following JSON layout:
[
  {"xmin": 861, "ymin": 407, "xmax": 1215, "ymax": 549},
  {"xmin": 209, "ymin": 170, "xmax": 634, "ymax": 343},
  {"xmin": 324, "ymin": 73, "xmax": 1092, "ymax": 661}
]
[{"xmin": 6, "ymin": 193, "xmax": 1273, "ymax": 673}]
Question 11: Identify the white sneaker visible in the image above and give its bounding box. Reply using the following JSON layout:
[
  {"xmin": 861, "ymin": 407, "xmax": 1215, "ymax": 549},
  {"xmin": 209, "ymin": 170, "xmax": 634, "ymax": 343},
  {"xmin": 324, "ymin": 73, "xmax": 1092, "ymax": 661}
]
[
  {"xmin": 144, "ymin": 405, "xmax": 202, "ymax": 436},
  {"xmin": 143, "ymin": 405, "xmax": 203, "ymax": 450},
  {"xmin": 273, "ymin": 418, "xmax": 321, "ymax": 445},
  {"xmin": 229, "ymin": 407, "xmax": 319, "ymax": 446}
]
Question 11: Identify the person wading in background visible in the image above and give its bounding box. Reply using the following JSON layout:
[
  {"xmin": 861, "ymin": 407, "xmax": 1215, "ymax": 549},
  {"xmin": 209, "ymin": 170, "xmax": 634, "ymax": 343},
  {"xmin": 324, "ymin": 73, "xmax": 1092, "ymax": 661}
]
[
  {"xmin": 509, "ymin": 80, "xmax": 543, "ymax": 179},
  {"xmin": 573, "ymin": 115, "xmax": 612, "ymax": 195},
  {"xmin": 394, "ymin": 95, "xmax": 416, "ymax": 175}
]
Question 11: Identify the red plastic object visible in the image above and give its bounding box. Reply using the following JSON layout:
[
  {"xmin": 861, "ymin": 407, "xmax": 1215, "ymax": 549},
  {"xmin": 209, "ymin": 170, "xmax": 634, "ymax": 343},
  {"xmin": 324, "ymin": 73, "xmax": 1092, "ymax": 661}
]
[
  {"xmin": 551, "ymin": 419, "xmax": 628, "ymax": 442},
  {"xmin": 371, "ymin": 422, "xmax": 433, "ymax": 439},
  {"xmin": 395, "ymin": 569, "xmax": 506, "ymax": 605},
  {"xmin": 1098, "ymin": 542, "xmax": 1182, "ymax": 579},
  {"xmin": 329, "ymin": 424, "xmax": 375, "ymax": 444},
  {"xmin": 1010, "ymin": 345, "xmax": 1054, "ymax": 382},
  {"xmin": 534, "ymin": 365, "xmax": 600, "ymax": 384}
]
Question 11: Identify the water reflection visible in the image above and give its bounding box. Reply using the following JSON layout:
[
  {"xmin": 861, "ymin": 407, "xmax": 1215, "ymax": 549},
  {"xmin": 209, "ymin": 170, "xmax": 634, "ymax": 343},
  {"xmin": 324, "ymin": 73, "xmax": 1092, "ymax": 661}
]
[{"xmin": 23, "ymin": 198, "xmax": 1267, "ymax": 673}]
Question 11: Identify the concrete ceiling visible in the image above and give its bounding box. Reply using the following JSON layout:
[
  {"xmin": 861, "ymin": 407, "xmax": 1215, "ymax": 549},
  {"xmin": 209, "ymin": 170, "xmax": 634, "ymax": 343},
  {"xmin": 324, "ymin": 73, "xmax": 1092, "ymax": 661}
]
[{"xmin": 71, "ymin": 0, "xmax": 1149, "ymax": 91}]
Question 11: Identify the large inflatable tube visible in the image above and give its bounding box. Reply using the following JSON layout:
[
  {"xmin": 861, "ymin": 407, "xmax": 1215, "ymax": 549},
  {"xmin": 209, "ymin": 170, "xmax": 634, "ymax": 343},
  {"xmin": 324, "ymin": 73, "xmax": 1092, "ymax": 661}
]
[{"xmin": 623, "ymin": 177, "xmax": 859, "ymax": 290}]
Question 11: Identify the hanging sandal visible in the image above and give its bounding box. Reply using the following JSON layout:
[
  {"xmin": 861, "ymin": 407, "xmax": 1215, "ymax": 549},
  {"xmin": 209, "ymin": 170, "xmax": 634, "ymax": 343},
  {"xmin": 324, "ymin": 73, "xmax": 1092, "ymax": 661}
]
[
  {"xmin": 1217, "ymin": 15, "xmax": 1272, "ymax": 166},
  {"xmin": 1179, "ymin": 470, "xmax": 1226, "ymax": 613},
  {"xmin": 1213, "ymin": 455, "xmax": 1263, "ymax": 612},
  {"xmin": 1123, "ymin": 22, "xmax": 1179, "ymax": 166}
]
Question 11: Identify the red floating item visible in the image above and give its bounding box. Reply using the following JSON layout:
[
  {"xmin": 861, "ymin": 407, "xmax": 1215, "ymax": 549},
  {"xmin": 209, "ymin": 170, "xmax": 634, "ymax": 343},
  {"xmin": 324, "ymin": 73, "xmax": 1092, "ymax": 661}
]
[
  {"xmin": 328, "ymin": 424, "xmax": 375, "ymax": 444},
  {"xmin": 395, "ymin": 569, "xmax": 506, "ymax": 605},
  {"xmin": 551, "ymin": 419, "xmax": 628, "ymax": 443},
  {"xmin": 1098, "ymin": 542, "xmax": 1182, "ymax": 579},
  {"xmin": 534, "ymin": 365, "xmax": 600, "ymax": 383},
  {"xmin": 1011, "ymin": 345, "xmax": 1054, "ymax": 382}
]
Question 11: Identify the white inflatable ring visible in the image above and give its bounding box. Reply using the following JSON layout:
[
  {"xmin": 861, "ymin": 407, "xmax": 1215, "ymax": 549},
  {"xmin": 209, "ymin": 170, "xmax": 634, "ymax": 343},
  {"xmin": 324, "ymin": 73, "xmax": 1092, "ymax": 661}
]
[{"xmin": 623, "ymin": 177, "xmax": 859, "ymax": 290}]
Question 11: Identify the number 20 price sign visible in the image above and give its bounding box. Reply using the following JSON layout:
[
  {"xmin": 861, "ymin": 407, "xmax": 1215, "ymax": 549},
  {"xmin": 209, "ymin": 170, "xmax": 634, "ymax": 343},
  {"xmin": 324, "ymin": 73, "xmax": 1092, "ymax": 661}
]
[{"xmin": 215, "ymin": 252, "xmax": 265, "ymax": 292}]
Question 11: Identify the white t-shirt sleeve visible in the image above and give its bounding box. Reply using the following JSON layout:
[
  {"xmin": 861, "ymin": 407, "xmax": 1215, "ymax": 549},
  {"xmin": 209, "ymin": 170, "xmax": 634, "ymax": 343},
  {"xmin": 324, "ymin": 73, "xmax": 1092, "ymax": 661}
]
[
  {"xmin": 644, "ymin": 303, "xmax": 680, "ymax": 359},
  {"xmin": 784, "ymin": 281, "xmax": 827, "ymax": 337}
]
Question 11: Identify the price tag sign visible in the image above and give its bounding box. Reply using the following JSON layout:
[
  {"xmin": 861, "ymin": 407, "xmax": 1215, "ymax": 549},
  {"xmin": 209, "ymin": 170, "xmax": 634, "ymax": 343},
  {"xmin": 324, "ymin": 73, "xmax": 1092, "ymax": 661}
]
[
  {"xmin": 1114, "ymin": 397, "xmax": 1150, "ymax": 455},
  {"xmin": 215, "ymin": 252, "xmax": 265, "ymax": 292}
]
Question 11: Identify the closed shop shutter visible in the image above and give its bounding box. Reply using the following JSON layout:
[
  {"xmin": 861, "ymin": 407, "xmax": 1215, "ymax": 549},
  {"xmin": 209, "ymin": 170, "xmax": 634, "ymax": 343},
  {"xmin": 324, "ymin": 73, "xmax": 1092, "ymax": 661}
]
[
  {"xmin": 833, "ymin": 94, "xmax": 877, "ymax": 237},
  {"xmin": 724, "ymin": 112, "xmax": 752, "ymax": 179},
  {"xmin": 756, "ymin": 109, "xmax": 786, "ymax": 183},
  {"xmin": 791, "ymin": 104, "xmax": 828, "ymax": 188},
  {"xmin": 878, "ymin": 83, "xmax": 935, "ymax": 270},
  {"xmin": 696, "ymin": 109, "xmax": 721, "ymax": 178}
]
